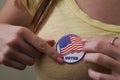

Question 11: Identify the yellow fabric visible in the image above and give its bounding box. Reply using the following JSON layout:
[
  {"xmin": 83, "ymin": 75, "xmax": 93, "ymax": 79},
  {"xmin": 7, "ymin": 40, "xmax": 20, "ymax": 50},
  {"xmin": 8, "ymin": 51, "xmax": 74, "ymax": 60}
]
[
  {"xmin": 68, "ymin": 0, "xmax": 120, "ymax": 33},
  {"xmin": 35, "ymin": 0, "xmax": 120, "ymax": 80}
]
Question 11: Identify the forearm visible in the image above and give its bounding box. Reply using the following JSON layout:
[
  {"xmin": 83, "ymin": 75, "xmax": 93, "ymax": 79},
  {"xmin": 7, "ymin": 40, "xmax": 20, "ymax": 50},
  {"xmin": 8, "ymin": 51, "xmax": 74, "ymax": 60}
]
[{"xmin": 0, "ymin": 0, "xmax": 33, "ymax": 27}]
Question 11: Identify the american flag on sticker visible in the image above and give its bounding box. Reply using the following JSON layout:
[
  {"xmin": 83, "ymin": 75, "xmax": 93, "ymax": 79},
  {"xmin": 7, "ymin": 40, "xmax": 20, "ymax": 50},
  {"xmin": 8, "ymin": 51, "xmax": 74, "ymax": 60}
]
[{"xmin": 57, "ymin": 34, "xmax": 84, "ymax": 55}]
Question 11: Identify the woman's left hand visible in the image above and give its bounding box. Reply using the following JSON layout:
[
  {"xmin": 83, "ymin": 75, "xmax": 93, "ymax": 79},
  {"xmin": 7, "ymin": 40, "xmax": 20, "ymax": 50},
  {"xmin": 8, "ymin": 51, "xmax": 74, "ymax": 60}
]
[{"xmin": 82, "ymin": 37, "xmax": 120, "ymax": 80}]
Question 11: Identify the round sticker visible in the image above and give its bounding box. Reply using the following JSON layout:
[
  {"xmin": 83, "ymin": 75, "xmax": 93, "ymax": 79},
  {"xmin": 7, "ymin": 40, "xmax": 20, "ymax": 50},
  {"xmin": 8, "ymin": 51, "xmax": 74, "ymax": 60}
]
[{"xmin": 56, "ymin": 34, "xmax": 85, "ymax": 64}]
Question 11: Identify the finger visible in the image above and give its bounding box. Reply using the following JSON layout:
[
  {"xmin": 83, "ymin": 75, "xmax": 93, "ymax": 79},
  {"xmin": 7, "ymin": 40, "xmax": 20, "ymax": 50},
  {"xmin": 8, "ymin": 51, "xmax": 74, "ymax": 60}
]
[
  {"xmin": 88, "ymin": 69, "xmax": 114, "ymax": 80},
  {"xmin": 9, "ymin": 49, "xmax": 35, "ymax": 66},
  {"xmin": 3, "ymin": 58, "xmax": 26, "ymax": 70},
  {"xmin": 84, "ymin": 53, "xmax": 120, "ymax": 73},
  {"xmin": 22, "ymin": 29, "xmax": 64, "ymax": 63},
  {"xmin": 7, "ymin": 36, "xmax": 41, "ymax": 58},
  {"xmin": 17, "ymin": 39, "xmax": 41, "ymax": 58},
  {"xmin": 83, "ymin": 37, "xmax": 120, "ymax": 60}
]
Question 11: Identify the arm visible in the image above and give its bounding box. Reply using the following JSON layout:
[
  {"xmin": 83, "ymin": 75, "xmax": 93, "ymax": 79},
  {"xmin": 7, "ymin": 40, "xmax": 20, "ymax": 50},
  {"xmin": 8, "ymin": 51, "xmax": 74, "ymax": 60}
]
[
  {"xmin": 0, "ymin": 0, "xmax": 32, "ymax": 27},
  {"xmin": 0, "ymin": 24, "xmax": 63, "ymax": 70},
  {"xmin": 0, "ymin": 0, "xmax": 63, "ymax": 70}
]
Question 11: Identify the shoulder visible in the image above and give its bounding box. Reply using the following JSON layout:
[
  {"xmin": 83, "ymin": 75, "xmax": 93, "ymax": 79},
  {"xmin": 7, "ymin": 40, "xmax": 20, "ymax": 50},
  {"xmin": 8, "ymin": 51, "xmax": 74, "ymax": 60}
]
[{"xmin": 0, "ymin": 0, "xmax": 33, "ymax": 27}]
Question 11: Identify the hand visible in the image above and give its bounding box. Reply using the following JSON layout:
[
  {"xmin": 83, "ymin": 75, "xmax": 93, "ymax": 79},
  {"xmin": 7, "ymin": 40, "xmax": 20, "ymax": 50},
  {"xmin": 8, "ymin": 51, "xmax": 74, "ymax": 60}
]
[
  {"xmin": 0, "ymin": 24, "xmax": 63, "ymax": 70},
  {"xmin": 82, "ymin": 37, "xmax": 120, "ymax": 80}
]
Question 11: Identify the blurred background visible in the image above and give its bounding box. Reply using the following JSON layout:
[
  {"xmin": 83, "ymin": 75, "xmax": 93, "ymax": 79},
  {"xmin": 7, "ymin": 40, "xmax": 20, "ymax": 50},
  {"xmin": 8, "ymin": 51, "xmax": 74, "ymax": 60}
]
[
  {"xmin": 0, "ymin": 0, "xmax": 5, "ymax": 8},
  {"xmin": 0, "ymin": 0, "xmax": 36, "ymax": 80}
]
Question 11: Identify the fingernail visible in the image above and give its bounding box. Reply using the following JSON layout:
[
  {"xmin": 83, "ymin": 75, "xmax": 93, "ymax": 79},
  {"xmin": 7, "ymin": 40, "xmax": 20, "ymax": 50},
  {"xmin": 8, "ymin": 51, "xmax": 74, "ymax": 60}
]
[
  {"xmin": 84, "ymin": 54, "xmax": 93, "ymax": 62},
  {"xmin": 57, "ymin": 57, "xmax": 64, "ymax": 64},
  {"xmin": 83, "ymin": 54, "xmax": 89, "ymax": 61},
  {"xmin": 88, "ymin": 68, "xmax": 94, "ymax": 74},
  {"xmin": 81, "ymin": 38, "xmax": 88, "ymax": 43},
  {"xmin": 80, "ymin": 48, "xmax": 84, "ymax": 51},
  {"xmin": 48, "ymin": 40, "xmax": 55, "ymax": 46}
]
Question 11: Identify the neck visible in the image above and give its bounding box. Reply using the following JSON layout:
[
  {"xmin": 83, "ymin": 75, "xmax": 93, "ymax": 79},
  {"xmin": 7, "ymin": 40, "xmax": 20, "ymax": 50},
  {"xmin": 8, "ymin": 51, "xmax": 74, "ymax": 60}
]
[{"xmin": 76, "ymin": 0, "xmax": 120, "ymax": 25}]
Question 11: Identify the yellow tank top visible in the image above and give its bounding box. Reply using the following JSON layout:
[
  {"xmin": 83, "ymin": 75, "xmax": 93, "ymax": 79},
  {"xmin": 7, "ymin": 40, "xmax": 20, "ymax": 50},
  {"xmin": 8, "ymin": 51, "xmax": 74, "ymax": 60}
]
[{"xmin": 35, "ymin": 0, "xmax": 120, "ymax": 80}]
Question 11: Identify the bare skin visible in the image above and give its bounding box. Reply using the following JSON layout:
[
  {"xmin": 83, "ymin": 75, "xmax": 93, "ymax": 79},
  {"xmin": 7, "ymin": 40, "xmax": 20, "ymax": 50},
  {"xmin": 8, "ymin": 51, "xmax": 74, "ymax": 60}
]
[
  {"xmin": 0, "ymin": 0, "xmax": 63, "ymax": 70},
  {"xmin": 76, "ymin": 0, "xmax": 120, "ymax": 79},
  {"xmin": 0, "ymin": 0, "xmax": 32, "ymax": 26},
  {"xmin": 81, "ymin": 37, "xmax": 120, "ymax": 80},
  {"xmin": 76, "ymin": 0, "xmax": 120, "ymax": 25},
  {"xmin": 0, "ymin": 1, "xmax": 120, "ymax": 80}
]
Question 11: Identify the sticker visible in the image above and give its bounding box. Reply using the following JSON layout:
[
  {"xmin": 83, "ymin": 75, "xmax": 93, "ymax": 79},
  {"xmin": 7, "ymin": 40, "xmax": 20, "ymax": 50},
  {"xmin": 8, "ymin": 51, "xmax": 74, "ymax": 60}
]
[{"xmin": 56, "ymin": 34, "xmax": 85, "ymax": 64}]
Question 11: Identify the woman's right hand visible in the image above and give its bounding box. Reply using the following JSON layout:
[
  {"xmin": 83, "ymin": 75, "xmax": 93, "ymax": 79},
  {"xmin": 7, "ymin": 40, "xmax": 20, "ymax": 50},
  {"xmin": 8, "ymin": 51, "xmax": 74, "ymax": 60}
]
[{"xmin": 0, "ymin": 24, "xmax": 63, "ymax": 70}]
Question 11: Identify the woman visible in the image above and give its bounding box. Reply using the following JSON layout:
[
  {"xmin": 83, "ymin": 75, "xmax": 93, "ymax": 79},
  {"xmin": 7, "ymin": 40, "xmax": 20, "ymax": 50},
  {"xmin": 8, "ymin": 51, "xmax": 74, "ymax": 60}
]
[{"xmin": 0, "ymin": 0, "xmax": 120, "ymax": 80}]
